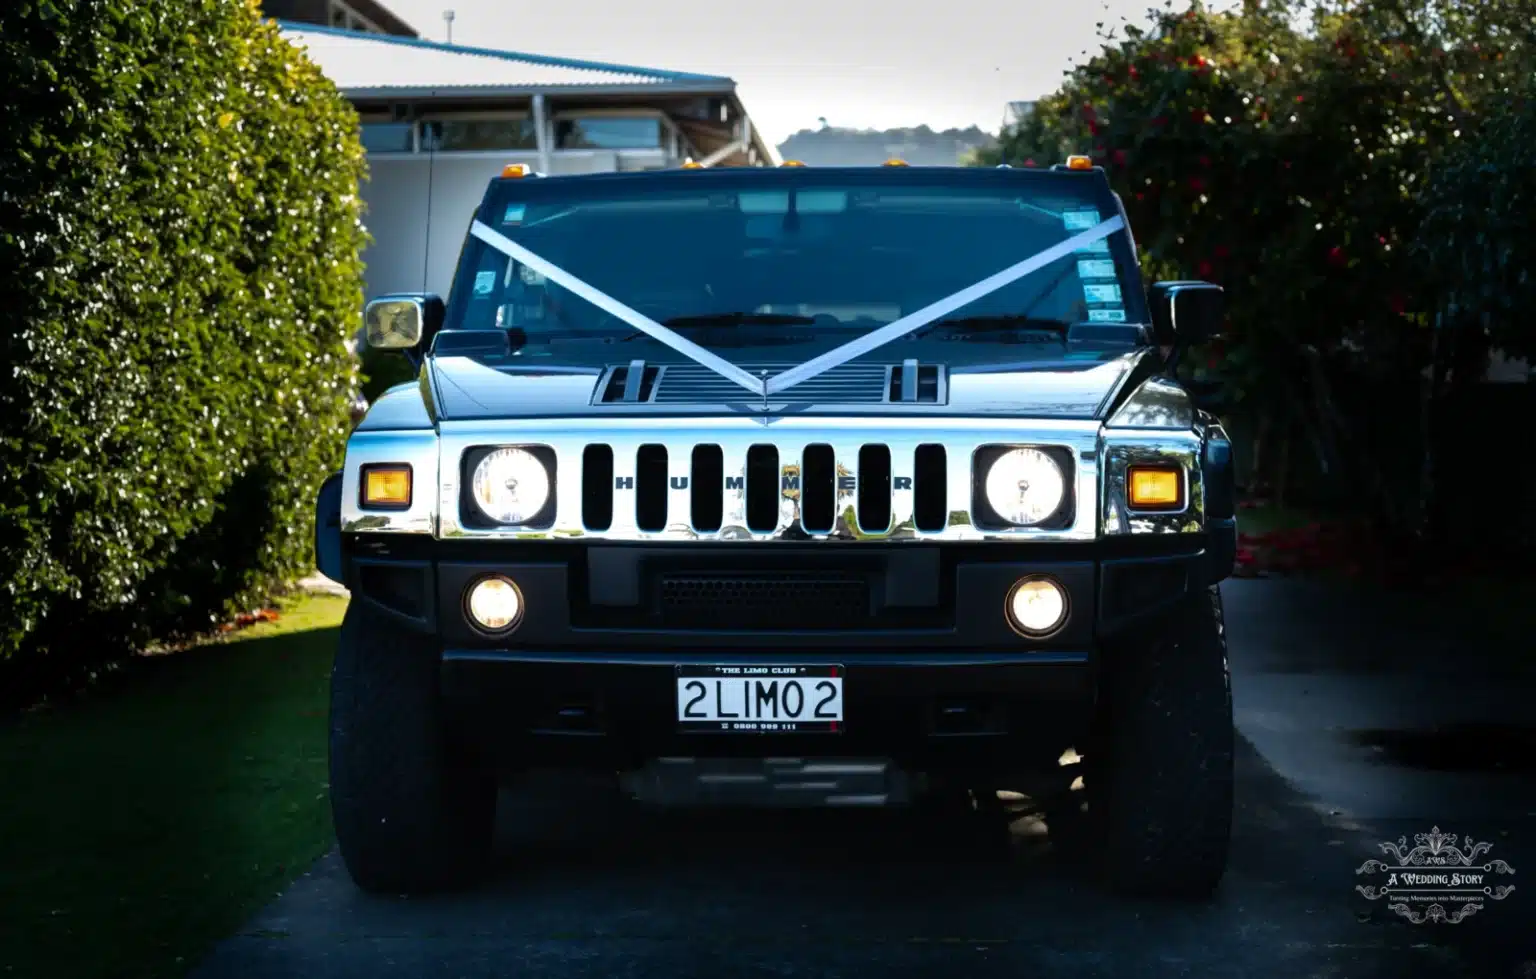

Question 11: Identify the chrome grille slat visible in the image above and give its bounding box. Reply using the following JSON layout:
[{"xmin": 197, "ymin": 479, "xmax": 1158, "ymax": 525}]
[
  {"xmin": 608, "ymin": 440, "xmax": 640, "ymax": 535},
  {"xmin": 831, "ymin": 441, "xmax": 861, "ymax": 537},
  {"xmin": 890, "ymin": 446, "xmax": 916, "ymax": 535}
]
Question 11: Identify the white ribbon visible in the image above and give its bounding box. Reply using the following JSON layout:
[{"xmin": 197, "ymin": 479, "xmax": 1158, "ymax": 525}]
[{"xmin": 469, "ymin": 213, "xmax": 1127, "ymax": 399}]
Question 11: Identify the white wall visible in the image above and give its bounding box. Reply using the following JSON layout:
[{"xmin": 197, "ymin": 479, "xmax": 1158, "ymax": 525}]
[{"xmin": 358, "ymin": 149, "xmax": 672, "ymax": 303}]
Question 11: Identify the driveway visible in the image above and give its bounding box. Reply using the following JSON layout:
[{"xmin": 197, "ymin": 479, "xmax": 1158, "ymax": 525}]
[{"xmin": 193, "ymin": 579, "xmax": 1536, "ymax": 979}]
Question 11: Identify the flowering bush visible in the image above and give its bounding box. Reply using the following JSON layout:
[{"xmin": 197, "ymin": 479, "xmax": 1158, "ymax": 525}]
[
  {"xmin": 0, "ymin": 0, "xmax": 369, "ymax": 699},
  {"xmin": 977, "ymin": 0, "xmax": 1534, "ymax": 545}
]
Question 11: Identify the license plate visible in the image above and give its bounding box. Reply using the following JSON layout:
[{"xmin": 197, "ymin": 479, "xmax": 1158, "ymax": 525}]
[{"xmin": 675, "ymin": 665, "xmax": 844, "ymax": 733}]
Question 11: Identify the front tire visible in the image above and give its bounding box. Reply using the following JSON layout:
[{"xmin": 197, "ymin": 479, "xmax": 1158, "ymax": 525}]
[
  {"xmin": 1093, "ymin": 587, "xmax": 1234, "ymax": 898},
  {"xmin": 328, "ymin": 603, "xmax": 497, "ymax": 894}
]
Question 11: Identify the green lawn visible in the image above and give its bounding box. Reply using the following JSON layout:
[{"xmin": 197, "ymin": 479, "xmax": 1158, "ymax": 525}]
[{"xmin": 0, "ymin": 594, "xmax": 348, "ymax": 979}]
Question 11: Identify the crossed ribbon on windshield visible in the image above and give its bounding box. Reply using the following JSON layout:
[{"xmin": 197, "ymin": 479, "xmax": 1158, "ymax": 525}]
[{"xmin": 468, "ymin": 212, "xmax": 1126, "ymax": 399}]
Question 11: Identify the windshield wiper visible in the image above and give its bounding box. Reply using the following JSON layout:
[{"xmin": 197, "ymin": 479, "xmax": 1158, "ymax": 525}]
[
  {"xmin": 910, "ymin": 315, "xmax": 1071, "ymax": 339},
  {"xmin": 659, "ymin": 312, "xmax": 818, "ymax": 328}
]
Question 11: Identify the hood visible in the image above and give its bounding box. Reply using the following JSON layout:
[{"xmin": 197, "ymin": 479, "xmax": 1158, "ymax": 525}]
[{"xmin": 421, "ymin": 347, "xmax": 1150, "ymax": 423}]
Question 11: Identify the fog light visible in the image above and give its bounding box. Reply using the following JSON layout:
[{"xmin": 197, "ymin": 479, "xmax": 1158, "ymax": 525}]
[
  {"xmin": 465, "ymin": 576, "xmax": 523, "ymax": 633},
  {"xmin": 1006, "ymin": 576, "xmax": 1068, "ymax": 637}
]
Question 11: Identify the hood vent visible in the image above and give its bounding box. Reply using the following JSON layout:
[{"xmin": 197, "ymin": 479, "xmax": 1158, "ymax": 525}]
[
  {"xmin": 595, "ymin": 361, "xmax": 949, "ymax": 406},
  {"xmin": 888, "ymin": 360, "xmax": 943, "ymax": 403},
  {"xmin": 652, "ymin": 362, "xmax": 891, "ymax": 405},
  {"xmin": 597, "ymin": 360, "xmax": 662, "ymax": 403}
]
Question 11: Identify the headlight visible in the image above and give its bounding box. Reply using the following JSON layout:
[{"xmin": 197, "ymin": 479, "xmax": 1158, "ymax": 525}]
[
  {"xmin": 983, "ymin": 448, "xmax": 1067, "ymax": 526},
  {"xmin": 470, "ymin": 447, "xmax": 551, "ymax": 524}
]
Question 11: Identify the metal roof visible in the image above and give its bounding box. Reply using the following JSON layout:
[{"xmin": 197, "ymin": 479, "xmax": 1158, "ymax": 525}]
[{"xmin": 276, "ymin": 22, "xmax": 736, "ymax": 94}]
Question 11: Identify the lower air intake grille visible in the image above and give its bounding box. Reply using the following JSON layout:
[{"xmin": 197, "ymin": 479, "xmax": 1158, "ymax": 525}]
[{"xmin": 658, "ymin": 573, "xmax": 869, "ymax": 629}]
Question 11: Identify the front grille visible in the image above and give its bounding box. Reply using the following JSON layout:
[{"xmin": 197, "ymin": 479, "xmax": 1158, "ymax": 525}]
[
  {"xmin": 448, "ymin": 431, "xmax": 1086, "ymax": 541},
  {"xmin": 659, "ymin": 573, "xmax": 869, "ymax": 629},
  {"xmin": 576, "ymin": 440, "xmax": 962, "ymax": 536}
]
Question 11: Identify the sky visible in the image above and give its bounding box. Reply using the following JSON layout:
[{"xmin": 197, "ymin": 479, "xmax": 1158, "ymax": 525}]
[{"xmin": 378, "ymin": 0, "xmax": 1211, "ymax": 144}]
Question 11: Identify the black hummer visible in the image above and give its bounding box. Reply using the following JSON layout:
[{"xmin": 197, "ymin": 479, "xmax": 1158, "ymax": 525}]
[{"xmin": 315, "ymin": 160, "xmax": 1237, "ymax": 898}]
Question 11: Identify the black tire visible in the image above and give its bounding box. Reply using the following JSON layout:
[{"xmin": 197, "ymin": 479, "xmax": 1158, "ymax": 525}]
[
  {"xmin": 328, "ymin": 603, "xmax": 497, "ymax": 894},
  {"xmin": 1093, "ymin": 586, "xmax": 1234, "ymax": 898}
]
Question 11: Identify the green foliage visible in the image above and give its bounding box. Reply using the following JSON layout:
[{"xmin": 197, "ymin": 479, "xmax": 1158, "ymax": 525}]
[
  {"xmin": 0, "ymin": 0, "xmax": 369, "ymax": 697},
  {"xmin": 982, "ymin": 0, "xmax": 1534, "ymax": 538},
  {"xmin": 1417, "ymin": 77, "xmax": 1536, "ymax": 362}
]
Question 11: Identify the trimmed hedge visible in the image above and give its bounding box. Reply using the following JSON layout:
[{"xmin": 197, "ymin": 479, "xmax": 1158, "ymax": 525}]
[{"xmin": 1, "ymin": 0, "xmax": 369, "ymax": 700}]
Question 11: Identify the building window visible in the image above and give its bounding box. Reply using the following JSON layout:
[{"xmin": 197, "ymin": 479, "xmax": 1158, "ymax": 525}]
[
  {"xmin": 555, "ymin": 117, "xmax": 664, "ymax": 150},
  {"xmin": 360, "ymin": 122, "xmax": 414, "ymax": 153},
  {"xmin": 421, "ymin": 118, "xmax": 539, "ymax": 152}
]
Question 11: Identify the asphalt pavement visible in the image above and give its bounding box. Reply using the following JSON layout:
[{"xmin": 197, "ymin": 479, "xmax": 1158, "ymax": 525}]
[{"xmin": 193, "ymin": 578, "xmax": 1536, "ymax": 979}]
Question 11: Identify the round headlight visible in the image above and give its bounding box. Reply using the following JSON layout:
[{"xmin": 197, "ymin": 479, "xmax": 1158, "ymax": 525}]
[
  {"xmin": 984, "ymin": 448, "xmax": 1066, "ymax": 526},
  {"xmin": 470, "ymin": 447, "xmax": 551, "ymax": 525},
  {"xmin": 1006, "ymin": 576, "xmax": 1068, "ymax": 637},
  {"xmin": 466, "ymin": 575, "xmax": 523, "ymax": 633}
]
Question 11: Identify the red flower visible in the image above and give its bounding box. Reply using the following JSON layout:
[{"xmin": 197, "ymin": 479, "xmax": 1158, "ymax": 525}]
[
  {"xmin": 1213, "ymin": 244, "xmax": 1229, "ymax": 258},
  {"xmin": 1112, "ymin": 148, "xmax": 1127, "ymax": 166},
  {"xmin": 1151, "ymin": 115, "xmax": 1168, "ymax": 128},
  {"xmin": 1087, "ymin": 120, "xmax": 1101, "ymax": 136},
  {"xmin": 1128, "ymin": 66, "xmax": 1140, "ymax": 80},
  {"xmin": 1327, "ymin": 245, "xmax": 1346, "ymax": 267},
  {"xmin": 1389, "ymin": 293, "xmax": 1406, "ymax": 314},
  {"xmin": 1198, "ymin": 260, "xmax": 1214, "ymax": 278},
  {"xmin": 1188, "ymin": 175, "xmax": 1205, "ymax": 192},
  {"xmin": 1023, "ymin": 158, "xmax": 1037, "ymax": 167},
  {"xmin": 1295, "ymin": 94, "xmax": 1305, "ymax": 103},
  {"xmin": 1135, "ymin": 192, "xmax": 1145, "ymax": 200},
  {"xmin": 1199, "ymin": 155, "xmax": 1211, "ymax": 167}
]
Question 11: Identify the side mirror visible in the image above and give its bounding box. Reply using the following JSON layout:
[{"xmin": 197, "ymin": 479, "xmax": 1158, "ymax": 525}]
[
  {"xmin": 363, "ymin": 294, "xmax": 445, "ymax": 363},
  {"xmin": 1148, "ymin": 281, "xmax": 1224, "ymax": 347}
]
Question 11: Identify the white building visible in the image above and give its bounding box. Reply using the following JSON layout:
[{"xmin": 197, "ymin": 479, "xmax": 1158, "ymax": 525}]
[{"xmin": 278, "ymin": 22, "xmax": 777, "ymax": 301}]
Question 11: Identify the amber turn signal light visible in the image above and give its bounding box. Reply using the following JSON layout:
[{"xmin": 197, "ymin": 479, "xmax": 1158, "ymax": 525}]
[
  {"xmin": 361, "ymin": 465, "xmax": 412, "ymax": 508},
  {"xmin": 1065, "ymin": 154, "xmax": 1094, "ymax": 170},
  {"xmin": 1126, "ymin": 466, "xmax": 1183, "ymax": 509}
]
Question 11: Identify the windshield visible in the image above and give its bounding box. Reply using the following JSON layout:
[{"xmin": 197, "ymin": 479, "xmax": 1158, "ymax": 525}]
[{"xmin": 443, "ymin": 168, "xmax": 1146, "ymax": 371}]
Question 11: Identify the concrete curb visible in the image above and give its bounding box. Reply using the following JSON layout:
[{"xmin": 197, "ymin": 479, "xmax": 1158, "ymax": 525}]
[{"xmin": 295, "ymin": 573, "xmax": 349, "ymax": 598}]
